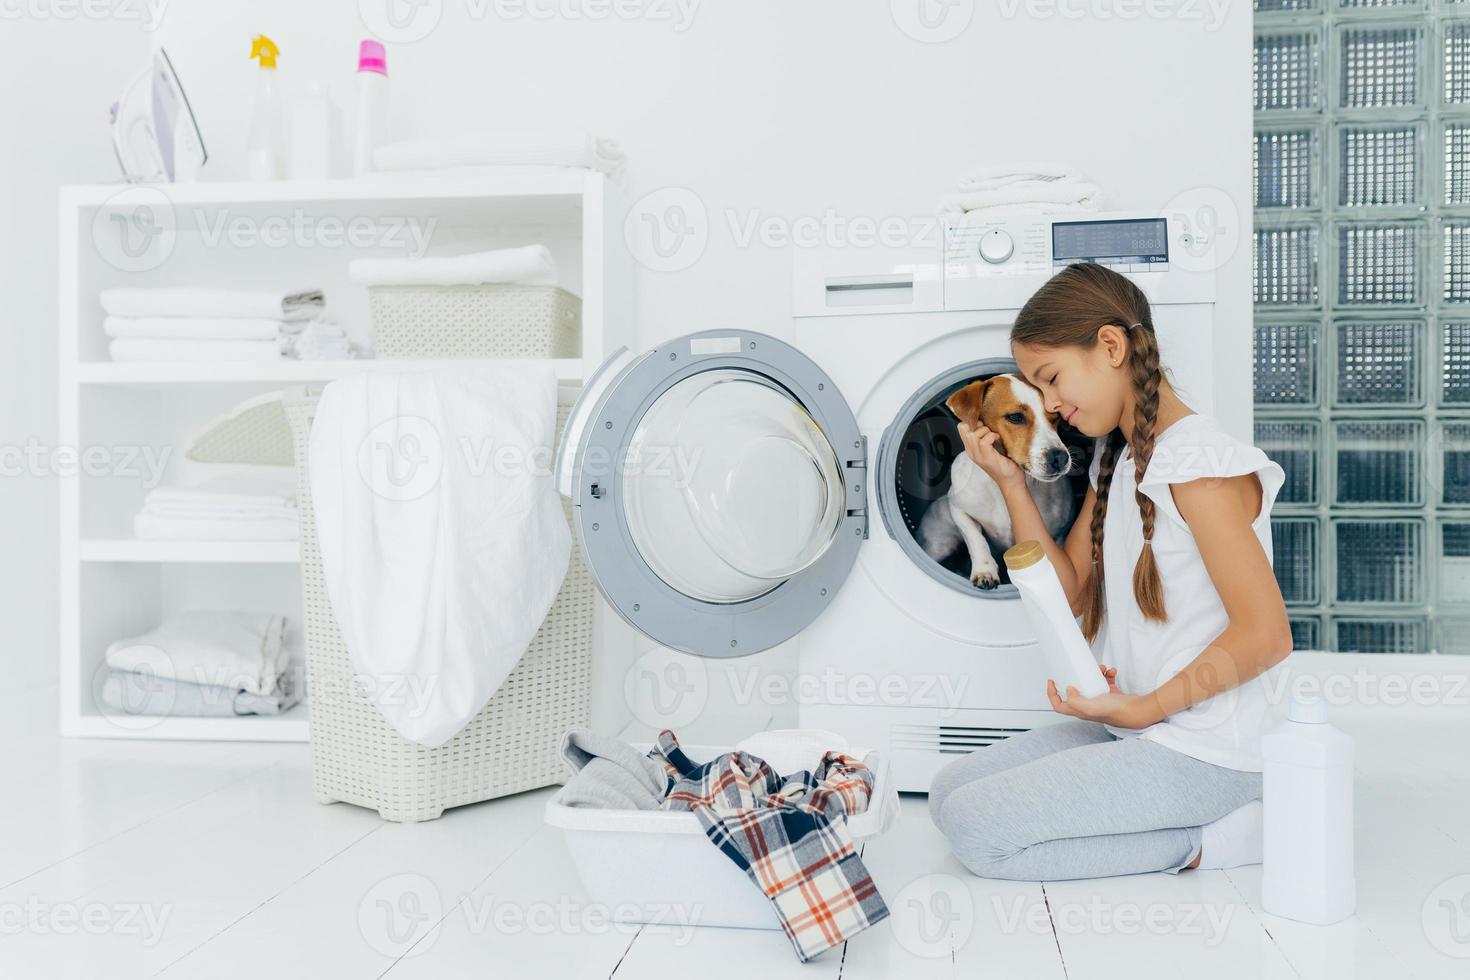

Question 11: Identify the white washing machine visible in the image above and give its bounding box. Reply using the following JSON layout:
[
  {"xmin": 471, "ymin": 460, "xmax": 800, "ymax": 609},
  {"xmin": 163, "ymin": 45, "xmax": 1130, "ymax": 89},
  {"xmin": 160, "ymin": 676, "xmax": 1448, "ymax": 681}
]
[{"xmin": 556, "ymin": 211, "xmax": 1222, "ymax": 792}]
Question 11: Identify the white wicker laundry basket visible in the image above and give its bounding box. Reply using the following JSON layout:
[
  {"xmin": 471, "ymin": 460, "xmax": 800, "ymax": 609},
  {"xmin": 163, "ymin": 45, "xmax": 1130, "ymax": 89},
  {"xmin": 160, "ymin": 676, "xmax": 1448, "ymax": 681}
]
[
  {"xmin": 284, "ymin": 388, "xmax": 593, "ymax": 822},
  {"xmin": 368, "ymin": 284, "xmax": 581, "ymax": 359}
]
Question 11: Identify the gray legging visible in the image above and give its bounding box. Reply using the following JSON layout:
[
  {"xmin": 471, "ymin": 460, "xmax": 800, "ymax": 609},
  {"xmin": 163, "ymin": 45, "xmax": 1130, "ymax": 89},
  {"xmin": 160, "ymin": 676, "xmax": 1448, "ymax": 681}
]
[{"xmin": 928, "ymin": 719, "xmax": 1261, "ymax": 881}]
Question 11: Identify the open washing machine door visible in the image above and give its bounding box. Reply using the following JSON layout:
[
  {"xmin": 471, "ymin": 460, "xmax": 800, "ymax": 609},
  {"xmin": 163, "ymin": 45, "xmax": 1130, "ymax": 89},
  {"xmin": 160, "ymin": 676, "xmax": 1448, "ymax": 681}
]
[{"xmin": 555, "ymin": 330, "xmax": 867, "ymax": 658}]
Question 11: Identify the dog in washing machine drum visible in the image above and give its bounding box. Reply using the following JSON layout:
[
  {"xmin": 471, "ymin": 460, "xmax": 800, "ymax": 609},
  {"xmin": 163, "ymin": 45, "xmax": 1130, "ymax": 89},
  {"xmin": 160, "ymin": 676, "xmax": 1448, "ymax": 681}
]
[{"xmin": 918, "ymin": 374, "xmax": 1077, "ymax": 589}]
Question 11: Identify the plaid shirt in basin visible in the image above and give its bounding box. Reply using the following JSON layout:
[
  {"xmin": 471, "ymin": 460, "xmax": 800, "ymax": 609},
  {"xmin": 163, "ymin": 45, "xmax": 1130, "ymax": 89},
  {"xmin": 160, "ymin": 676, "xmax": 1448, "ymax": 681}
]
[{"xmin": 651, "ymin": 729, "xmax": 889, "ymax": 962}]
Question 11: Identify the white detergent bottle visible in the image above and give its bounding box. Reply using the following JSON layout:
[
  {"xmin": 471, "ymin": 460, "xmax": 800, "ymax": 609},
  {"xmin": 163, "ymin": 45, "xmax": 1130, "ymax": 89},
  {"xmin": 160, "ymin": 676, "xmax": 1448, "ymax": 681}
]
[
  {"xmin": 1262, "ymin": 693, "xmax": 1356, "ymax": 925},
  {"xmin": 289, "ymin": 81, "xmax": 339, "ymax": 180},
  {"xmin": 246, "ymin": 35, "xmax": 284, "ymax": 180},
  {"xmin": 352, "ymin": 40, "xmax": 389, "ymax": 176},
  {"xmin": 1003, "ymin": 540, "xmax": 1109, "ymax": 699}
]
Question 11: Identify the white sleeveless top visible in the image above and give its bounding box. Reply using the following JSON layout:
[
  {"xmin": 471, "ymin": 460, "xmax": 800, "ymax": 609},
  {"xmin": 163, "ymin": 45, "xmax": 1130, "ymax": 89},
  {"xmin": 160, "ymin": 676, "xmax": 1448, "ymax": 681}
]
[{"xmin": 1086, "ymin": 413, "xmax": 1289, "ymax": 772}]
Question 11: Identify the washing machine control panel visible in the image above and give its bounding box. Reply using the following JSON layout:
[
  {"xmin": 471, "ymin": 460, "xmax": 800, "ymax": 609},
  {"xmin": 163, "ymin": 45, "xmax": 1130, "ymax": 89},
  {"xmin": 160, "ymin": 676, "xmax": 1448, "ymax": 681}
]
[
  {"xmin": 942, "ymin": 211, "xmax": 1201, "ymax": 310},
  {"xmin": 946, "ymin": 219, "xmax": 1050, "ymax": 275},
  {"xmin": 793, "ymin": 211, "xmax": 1211, "ymax": 319},
  {"xmin": 945, "ymin": 213, "xmax": 1174, "ymax": 276}
]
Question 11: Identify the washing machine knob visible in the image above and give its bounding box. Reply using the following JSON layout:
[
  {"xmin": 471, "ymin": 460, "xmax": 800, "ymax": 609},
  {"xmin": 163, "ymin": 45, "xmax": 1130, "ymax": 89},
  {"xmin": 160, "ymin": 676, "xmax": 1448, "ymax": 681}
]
[{"xmin": 978, "ymin": 229, "xmax": 1014, "ymax": 264}]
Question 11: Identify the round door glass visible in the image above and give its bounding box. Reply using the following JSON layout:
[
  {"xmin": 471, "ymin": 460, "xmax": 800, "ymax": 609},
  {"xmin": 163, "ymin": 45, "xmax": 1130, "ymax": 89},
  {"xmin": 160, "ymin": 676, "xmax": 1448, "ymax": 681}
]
[{"xmin": 624, "ymin": 369, "xmax": 845, "ymax": 603}]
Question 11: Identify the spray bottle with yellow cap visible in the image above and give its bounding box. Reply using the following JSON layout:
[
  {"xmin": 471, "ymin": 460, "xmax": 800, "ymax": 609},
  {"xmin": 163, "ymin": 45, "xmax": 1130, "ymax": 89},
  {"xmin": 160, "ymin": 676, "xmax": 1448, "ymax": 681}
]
[
  {"xmin": 1003, "ymin": 540, "xmax": 1110, "ymax": 699},
  {"xmin": 246, "ymin": 34, "xmax": 284, "ymax": 180}
]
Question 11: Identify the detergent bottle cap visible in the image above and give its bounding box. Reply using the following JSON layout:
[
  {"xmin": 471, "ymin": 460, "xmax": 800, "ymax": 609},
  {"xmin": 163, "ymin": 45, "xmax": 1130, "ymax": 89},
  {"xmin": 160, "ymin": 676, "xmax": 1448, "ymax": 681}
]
[
  {"xmin": 358, "ymin": 39, "xmax": 388, "ymax": 75},
  {"xmin": 1287, "ymin": 692, "xmax": 1329, "ymax": 724},
  {"xmin": 1003, "ymin": 540, "xmax": 1046, "ymax": 571},
  {"xmin": 250, "ymin": 34, "xmax": 280, "ymax": 69}
]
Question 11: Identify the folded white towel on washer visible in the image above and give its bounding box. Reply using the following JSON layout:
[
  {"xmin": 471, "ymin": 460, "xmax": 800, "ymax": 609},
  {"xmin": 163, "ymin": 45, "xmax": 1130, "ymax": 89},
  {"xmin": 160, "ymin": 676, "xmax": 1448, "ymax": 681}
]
[
  {"xmin": 99, "ymin": 287, "xmax": 324, "ymax": 320},
  {"xmin": 940, "ymin": 162, "xmax": 1102, "ymax": 217},
  {"xmin": 347, "ymin": 245, "xmax": 558, "ymax": 288},
  {"xmin": 309, "ymin": 366, "xmax": 570, "ymax": 746},
  {"xmin": 104, "ymin": 610, "xmax": 289, "ymax": 696},
  {"xmin": 109, "ymin": 338, "xmax": 284, "ymax": 362},
  {"xmin": 942, "ymin": 182, "xmax": 1103, "ymax": 216},
  {"xmin": 955, "ymin": 162, "xmax": 1086, "ymax": 192},
  {"xmin": 104, "ymin": 316, "xmax": 288, "ymax": 341},
  {"xmin": 372, "ymin": 130, "xmax": 624, "ymax": 177}
]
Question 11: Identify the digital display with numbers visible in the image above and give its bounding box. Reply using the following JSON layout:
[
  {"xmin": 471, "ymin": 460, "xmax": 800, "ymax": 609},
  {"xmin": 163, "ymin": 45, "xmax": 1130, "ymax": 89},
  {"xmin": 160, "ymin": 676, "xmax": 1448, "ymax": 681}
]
[{"xmin": 1052, "ymin": 218, "xmax": 1169, "ymax": 264}]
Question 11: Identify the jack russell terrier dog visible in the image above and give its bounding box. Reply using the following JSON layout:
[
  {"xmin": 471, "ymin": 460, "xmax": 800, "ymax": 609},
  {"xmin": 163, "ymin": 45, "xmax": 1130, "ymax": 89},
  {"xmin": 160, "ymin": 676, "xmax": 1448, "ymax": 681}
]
[{"xmin": 918, "ymin": 374, "xmax": 1076, "ymax": 589}]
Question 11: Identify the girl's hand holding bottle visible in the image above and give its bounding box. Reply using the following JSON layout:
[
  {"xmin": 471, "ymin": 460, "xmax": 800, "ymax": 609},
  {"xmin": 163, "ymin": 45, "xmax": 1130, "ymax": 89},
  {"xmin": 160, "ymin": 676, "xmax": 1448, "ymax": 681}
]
[{"xmin": 1046, "ymin": 664, "xmax": 1165, "ymax": 730}]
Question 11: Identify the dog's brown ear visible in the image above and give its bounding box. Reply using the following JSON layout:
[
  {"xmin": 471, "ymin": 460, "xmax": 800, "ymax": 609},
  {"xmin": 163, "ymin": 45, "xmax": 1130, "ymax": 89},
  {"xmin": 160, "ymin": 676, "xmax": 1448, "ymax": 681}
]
[{"xmin": 945, "ymin": 379, "xmax": 990, "ymax": 427}]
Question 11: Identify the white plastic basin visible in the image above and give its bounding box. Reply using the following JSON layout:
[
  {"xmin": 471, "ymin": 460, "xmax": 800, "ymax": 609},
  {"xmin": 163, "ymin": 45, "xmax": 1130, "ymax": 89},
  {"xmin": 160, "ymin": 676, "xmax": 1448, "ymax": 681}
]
[{"xmin": 544, "ymin": 745, "xmax": 901, "ymax": 930}]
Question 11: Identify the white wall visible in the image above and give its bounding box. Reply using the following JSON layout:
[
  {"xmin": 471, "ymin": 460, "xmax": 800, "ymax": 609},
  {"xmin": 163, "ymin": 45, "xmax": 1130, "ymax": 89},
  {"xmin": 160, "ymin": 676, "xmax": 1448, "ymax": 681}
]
[
  {"xmin": 0, "ymin": 16, "xmax": 147, "ymax": 729},
  {"xmin": 149, "ymin": 1, "xmax": 1251, "ymax": 410},
  {"xmin": 0, "ymin": 1, "xmax": 1251, "ymax": 732}
]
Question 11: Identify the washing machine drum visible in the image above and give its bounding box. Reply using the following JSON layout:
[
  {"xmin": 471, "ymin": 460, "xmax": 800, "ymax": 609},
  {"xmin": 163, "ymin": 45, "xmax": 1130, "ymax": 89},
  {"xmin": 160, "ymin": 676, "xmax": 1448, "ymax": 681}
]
[
  {"xmin": 558, "ymin": 331, "xmax": 867, "ymax": 658},
  {"xmin": 624, "ymin": 369, "xmax": 846, "ymax": 603}
]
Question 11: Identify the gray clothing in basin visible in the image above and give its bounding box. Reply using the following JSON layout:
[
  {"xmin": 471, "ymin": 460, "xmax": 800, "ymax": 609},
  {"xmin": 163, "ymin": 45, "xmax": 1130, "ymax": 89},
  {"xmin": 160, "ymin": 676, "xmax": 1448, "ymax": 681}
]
[{"xmin": 558, "ymin": 728, "xmax": 671, "ymax": 810}]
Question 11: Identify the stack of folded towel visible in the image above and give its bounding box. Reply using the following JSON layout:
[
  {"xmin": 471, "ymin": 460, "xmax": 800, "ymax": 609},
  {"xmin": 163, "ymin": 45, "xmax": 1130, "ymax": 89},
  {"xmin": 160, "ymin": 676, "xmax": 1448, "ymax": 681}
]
[
  {"xmin": 99, "ymin": 287, "xmax": 353, "ymax": 361},
  {"xmin": 100, "ymin": 610, "xmax": 297, "ymax": 718},
  {"xmin": 134, "ymin": 468, "xmax": 298, "ymax": 541},
  {"xmin": 347, "ymin": 243, "xmax": 558, "ymax": 287},
  {"xmin": 939, "ymin": 162, "xmax": 1103, "ymax": 218},
  {"xmin": 371, "ymin": 130, "xmax": 624, "ymax": 179}
]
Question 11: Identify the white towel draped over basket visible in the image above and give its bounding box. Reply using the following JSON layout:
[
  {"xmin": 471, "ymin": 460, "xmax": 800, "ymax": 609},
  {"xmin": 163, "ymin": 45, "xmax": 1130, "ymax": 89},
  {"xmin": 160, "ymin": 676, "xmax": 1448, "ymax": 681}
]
[{"xmin": 308, "ymin": 366, "xmax": 571, "ymax": 747}]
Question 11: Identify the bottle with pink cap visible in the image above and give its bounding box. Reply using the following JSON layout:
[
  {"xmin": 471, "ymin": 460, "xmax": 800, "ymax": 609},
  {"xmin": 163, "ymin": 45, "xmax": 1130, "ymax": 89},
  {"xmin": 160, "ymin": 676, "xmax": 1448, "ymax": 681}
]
[{"xmin": 352, "ymin": 40, "xmax": 389, "ymax": 177}]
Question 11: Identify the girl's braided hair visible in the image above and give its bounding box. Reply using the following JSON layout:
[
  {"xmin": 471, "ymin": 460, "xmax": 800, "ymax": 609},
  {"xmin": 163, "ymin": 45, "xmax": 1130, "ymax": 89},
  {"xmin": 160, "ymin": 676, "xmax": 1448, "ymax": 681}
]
[{"xmin": 1010, "ymin": 262, "xmax": 1168, "ymax": 641}]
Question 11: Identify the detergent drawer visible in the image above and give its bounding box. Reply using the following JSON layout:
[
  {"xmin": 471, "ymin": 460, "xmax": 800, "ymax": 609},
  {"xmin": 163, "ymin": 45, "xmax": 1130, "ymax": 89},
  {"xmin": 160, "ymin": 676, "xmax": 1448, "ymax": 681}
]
[{"xmin": 792, "ymin": 223, "xmax": 945, "ymax": 318}]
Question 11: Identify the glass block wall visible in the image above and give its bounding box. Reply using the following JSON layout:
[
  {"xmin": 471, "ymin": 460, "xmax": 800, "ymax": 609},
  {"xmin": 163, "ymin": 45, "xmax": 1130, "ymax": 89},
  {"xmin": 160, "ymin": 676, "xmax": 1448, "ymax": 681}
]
[{"xmin": 1254, "ymin": 1, "xmax": 1470, "ymax": 653}]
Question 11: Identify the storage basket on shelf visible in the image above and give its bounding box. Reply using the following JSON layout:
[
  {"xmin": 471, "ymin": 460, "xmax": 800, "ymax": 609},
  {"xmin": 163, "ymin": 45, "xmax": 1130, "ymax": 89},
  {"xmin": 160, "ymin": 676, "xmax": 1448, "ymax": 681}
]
[
  {"xmin": 283, "ymin": 386, "xmax": 593, "ymax": 822},
  {"xmin": 367, "ymin": 284, "xmax": 581, "ymax": 359}
]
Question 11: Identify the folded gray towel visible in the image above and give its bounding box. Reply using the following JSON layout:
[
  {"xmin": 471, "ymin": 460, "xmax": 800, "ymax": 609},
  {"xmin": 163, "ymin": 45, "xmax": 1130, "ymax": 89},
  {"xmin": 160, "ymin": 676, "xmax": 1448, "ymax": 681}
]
[{"xmin": 558, "ymin": 728, "xmax": 671, "ymax": 810}]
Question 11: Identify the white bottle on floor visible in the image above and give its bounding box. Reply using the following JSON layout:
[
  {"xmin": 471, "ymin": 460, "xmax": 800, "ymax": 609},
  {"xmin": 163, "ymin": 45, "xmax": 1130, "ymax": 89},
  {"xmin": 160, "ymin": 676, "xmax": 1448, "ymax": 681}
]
[{"xmin": 1261, "ymin": 693, "xmax": 1356, "ymax": 924}]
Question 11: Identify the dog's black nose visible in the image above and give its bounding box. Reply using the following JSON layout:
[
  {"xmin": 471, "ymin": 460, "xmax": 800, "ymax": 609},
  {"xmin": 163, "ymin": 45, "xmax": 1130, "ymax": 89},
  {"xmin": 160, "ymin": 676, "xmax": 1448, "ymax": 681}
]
[{"xmin": 1046, "ymin": 449, "xmax": 1071, "ymax": 474}]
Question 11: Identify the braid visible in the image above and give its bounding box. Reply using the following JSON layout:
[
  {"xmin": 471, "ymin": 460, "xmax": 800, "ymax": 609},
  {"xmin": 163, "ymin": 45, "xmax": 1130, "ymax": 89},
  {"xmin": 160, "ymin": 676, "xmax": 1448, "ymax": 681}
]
[
  {"xmin": 1009, "ymin": 262, "xmax": 1176, "ymax": 636},
  {"xmin": 1081, "ymin": 430, "xmax": 1124, "ymax": 642},
  {"xmin": 1127, "ymin": 323, "xmax": 1168, "ymax": 623}
]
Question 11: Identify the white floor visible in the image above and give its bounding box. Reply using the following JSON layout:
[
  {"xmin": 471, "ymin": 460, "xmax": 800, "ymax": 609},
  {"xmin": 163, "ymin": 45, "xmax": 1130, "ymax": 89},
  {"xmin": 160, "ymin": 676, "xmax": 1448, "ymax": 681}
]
[{"xmin": 3, "ymin": 699, "xmax": 1468, "ymax": 980}]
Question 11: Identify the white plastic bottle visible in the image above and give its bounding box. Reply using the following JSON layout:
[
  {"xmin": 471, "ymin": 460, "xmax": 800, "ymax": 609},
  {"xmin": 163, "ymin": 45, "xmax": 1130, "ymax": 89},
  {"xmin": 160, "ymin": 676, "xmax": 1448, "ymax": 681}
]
[
  {"xmin": 289, "ymin": 81, "xmax": 339, "ymax": 180},
  {"xmin": 246, "ymin": 35, "xmax": 284, "ymax": 180},
  {"xmin": 1261, "ymin": 693, "xmax": 1356, "ymax": 924},
  {"xmin": 1002, "ymin": 540, "xmax": 1109, "ymax": 699},
  {"xmin": 352, "ymin": 40, "xmax": 389, "ymax": 177}
]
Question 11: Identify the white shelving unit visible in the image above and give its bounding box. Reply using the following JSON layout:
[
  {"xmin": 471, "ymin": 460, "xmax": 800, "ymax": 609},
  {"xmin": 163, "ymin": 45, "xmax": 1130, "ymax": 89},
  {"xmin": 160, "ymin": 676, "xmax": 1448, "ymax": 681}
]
[
  {"xmin": 75, "ymin": 358, "xmax": 587, "ymax": 385},
  {"xmin": 58, "ymin": 172, "xmax": 632, "ymax": 741}
]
